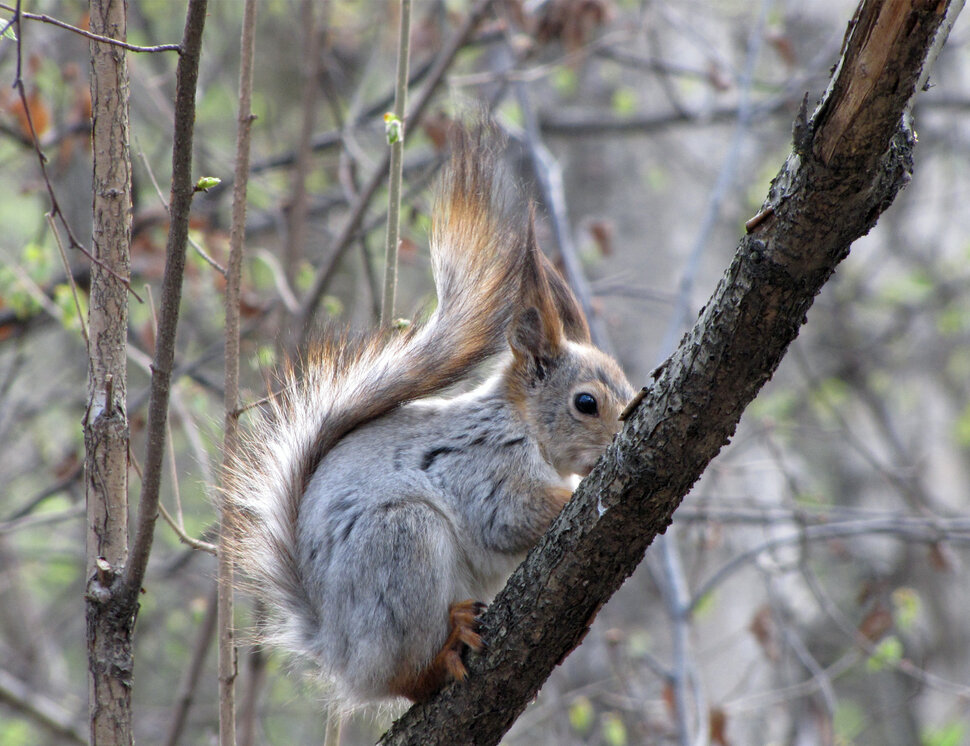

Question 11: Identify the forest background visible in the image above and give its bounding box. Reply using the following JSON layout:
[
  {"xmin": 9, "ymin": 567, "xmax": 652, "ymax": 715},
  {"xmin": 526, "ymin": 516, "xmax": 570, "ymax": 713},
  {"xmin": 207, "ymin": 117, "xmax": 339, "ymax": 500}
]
[{"xmin": 0, "ymin": 1, "xmax": 969, "ymax": 745}]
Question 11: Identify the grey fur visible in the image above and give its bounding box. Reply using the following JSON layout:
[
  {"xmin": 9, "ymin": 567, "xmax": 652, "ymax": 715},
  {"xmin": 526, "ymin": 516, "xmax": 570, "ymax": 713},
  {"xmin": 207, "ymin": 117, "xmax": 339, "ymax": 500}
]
[{"xmin": 226, "ymin": 131, "xmax": 634, "ymax": 706}]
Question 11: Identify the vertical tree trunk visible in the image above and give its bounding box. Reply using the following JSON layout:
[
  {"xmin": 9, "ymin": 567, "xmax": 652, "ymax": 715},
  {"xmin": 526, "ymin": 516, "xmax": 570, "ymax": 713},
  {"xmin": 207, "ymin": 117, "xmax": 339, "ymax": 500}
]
[{"xmin": 84, "ymin": 0, "xmax": 133, "ymax": 743}]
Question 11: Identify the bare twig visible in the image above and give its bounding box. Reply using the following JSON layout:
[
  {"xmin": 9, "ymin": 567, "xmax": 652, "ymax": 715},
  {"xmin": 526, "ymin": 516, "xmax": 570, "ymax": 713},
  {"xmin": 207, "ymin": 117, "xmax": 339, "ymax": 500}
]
[
  {"xmin": 135, "ymin": 146, "xmax": 228, "ymax": 275},
  {"xmin": 780, "ymin": 566, "xmax": 837, "ymax": 717},
  {"xmin": 0, "ymin": 2, "xmax": 180, "ymax": 52},
  {"xmin": 657, "ymin": 524, "xmax": 702, "ymax": 746},
  {"xmin": 0, "ymin": 504, "xmax": 85, "ymax": 535},
  {"xmin": 6, "ymin": 264, "xmax": 65, "ymax": 323},
  {"xmin": 253, "ymin": 250, "xmax": 300, "ymax": 314},
  {"xmin": 656, "ymin": 0, "xmax": 769, "ymax": 359},
  {"xmin": 0, "ymin": 668, "xmax": 85, "ymax": 745},
  {"xmin": 688, "ymin": 516, "xmax": 970, "ymax": 616},
  {"xmin": 158, "ymin": 503, "xmax": 218, "ymax": 555},
  {"xmin": 2, "ymin": 463, "xmax": 82, "ymax": 524},
  {"xmin": 124, "ymin": 434, "xmax": 217, "ymax": 557},
  {"xmin": 537, "ymin": 102, "xmax": 785, "ymax": 137},
  {"xmin": 237, "ymin": 603, "xmax": 269, "ymax": 746},
  {"xmin": 48, "ymin": 214, "xmax": 90, "ymax": 351},
  {"xmin": 380, "ymin": 0, "xmax": 411, "ymax": 327},
  {"xmin": 297, "ymin": 0, "xmax": 497, "ymax": 341},
  {"xmin": 792, "ymin": 346, "xmax": 937, "ymax": 516},
  {"xmin": 723, "ymin": 650, "xmax": 858, "ymax": 714},
  {"xmin": 801, "ymin": 557, "xmax": 970, "ymax": 698},
  {"xmin": 283, "ymin": 0, "xmax": 321, "ymax": 286},
  {"xmin": 213, "ymin": 50, "xmax": 442, "ymax": 194},
  {"xmin": 169, "ymin": 389, "xmax": 218, "ymax": 502},
  {"xmin": 9, "ymin": 3, "xmax": 143, "ymax": 303},
  {"xmin": 163, "ymin": 584, "xmax": 220, "ymax": 746}
]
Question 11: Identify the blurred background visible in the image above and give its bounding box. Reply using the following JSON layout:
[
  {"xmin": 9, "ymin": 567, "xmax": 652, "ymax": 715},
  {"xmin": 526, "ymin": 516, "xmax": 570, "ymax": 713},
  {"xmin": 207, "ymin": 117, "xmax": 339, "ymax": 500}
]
[{"xmin": 1, "ymin": 1, "xmax": 969, "ymax": 744}]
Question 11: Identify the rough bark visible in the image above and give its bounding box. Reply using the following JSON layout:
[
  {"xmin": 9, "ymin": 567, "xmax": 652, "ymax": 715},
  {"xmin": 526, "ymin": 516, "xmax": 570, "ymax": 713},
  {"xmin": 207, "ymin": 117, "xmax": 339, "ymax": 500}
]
[
  {"xmin": 84, "ymin": 0, "xmax": 133, "ymax": 743},
  {"xmin": 379, "ymin": 1, "xmax": 953, "ymax": 744}
]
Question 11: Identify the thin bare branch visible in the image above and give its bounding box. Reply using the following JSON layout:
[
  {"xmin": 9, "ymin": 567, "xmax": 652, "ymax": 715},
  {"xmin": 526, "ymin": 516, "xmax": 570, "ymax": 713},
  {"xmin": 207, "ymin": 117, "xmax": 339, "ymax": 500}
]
[
  {"xmin": 283, "ymin": 0, "xmax": 321, "ymax": 286},
  {"xmin": 0, "ymin": 504, "xmax": 84, "ymax": 535},
  {"xmin": 380, "ymin": 0, "xmax": 411, "ymax": 327},
  {"xmin": 163, "ymin": 584, "xmax": 220, "ymax": 746},
  {"xmin": 220, "ymin": 0, "xmax": 258, "ymax": 741},
  {"xmin": 125, "ymin": 0, "xmax": 209, "ymax": 597},
  {"xmin": 689, "ymin": 515, "xmax": 970, "ymax": 615},
  {"xmin": 656, "ymin": 0, "xmax": 769, "ymax": 359},
  {"xmin": 0, "ymin": 2, "xmax": 180, "ymax": 52},
  {"xmin": 237, "ymin": 602, "xmax": 269, "ymax": 746},
  {"xmin": 158, "ymin": 502, "xmax": 218, "ymax": 555},
  {"xmin": 297, "ymin": 0, "xmax": 497, "ymax": 341},
  {"xmin": 48, "ymin": 214, "xmax": 90, "ymax": 351},
  {"xmin": 253, "ymin": 250, "xmax": 300, "ymax": 314},
  {"xmin": 0, "ymin": 668, "xmax": 86, "ymax": 745}
]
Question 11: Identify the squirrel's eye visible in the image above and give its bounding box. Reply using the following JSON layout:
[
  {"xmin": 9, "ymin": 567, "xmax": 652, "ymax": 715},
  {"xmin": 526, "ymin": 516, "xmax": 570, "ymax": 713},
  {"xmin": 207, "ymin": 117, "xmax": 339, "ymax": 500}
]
[{"xmin": 574, "ymin": 392, "xmax": 598, "ymax": 416}]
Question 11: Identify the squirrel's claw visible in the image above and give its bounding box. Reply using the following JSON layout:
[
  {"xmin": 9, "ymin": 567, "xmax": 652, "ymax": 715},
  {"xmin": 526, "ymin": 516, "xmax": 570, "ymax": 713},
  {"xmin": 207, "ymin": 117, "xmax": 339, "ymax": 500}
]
[
  {"xmin": 438, "ymin": 599, "xmax": 486, "ymax": 684},
  {"xmin": 448, "ymin": 599, "xmax": 485, "ymax": 654}
]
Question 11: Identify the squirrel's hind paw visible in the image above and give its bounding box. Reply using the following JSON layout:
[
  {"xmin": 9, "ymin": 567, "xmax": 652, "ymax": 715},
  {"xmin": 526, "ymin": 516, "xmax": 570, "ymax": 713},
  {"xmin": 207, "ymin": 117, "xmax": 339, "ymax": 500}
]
[
  {"xmin": 389, "ymin": 599, "xmax": 486, "ymax": 701},
  {"xmin": 442, "ymin": 599, "xmax": 486, "ymax": 681},
  {"xmin": 448, "ymin": 599, "xmax": 486, "ymax": 656}
]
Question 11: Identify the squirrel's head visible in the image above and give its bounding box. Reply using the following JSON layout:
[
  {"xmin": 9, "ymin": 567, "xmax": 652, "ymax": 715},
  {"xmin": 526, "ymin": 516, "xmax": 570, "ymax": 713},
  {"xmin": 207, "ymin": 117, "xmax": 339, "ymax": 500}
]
[{"xmin": 503, "ymin": 218, "xmax": 634, "ymax": 478}]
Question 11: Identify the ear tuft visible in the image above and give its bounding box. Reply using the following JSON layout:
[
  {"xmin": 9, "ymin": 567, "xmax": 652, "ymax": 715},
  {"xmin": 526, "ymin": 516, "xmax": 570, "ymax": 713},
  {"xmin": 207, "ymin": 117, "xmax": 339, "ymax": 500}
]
[
  {"xmin": 517, "ymin": 209, "xmax": 564, "ymax": 352},
  {"xmin": 539, "ymin": 250, "xmax": 592, "ymax": 344}
]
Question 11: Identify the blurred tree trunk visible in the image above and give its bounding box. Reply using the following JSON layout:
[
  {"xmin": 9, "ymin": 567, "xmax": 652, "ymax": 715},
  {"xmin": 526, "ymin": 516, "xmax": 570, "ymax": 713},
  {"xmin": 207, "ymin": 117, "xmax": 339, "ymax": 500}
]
[{"xmin": 84, "ymin": 0, "xmax": 133, "ymax": 744}]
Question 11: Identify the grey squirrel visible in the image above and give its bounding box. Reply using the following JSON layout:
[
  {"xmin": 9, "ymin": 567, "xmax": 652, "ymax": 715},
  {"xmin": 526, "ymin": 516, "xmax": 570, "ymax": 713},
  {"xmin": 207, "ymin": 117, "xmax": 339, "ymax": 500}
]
[{"xmin": 226, "ymin": 129, "xmax": 633, "ymax": 705}]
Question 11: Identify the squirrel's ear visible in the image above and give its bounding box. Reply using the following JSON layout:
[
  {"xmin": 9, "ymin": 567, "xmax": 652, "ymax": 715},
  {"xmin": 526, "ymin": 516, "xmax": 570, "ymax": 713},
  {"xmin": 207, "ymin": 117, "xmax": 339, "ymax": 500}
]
[
  {"xmin": 514, "ymin": 209, "xmax": 564, "ymax": 353},
  {"xmin": 508, "ymin": 306, "xmax": 549, "ymax": 362},
  {"xmin": 539, "ymin": 249, "xmax": 591, "ymax": 345},
  {"xmin": 517, "ymin": 207, "xmax": 591, "ymax": 347}
]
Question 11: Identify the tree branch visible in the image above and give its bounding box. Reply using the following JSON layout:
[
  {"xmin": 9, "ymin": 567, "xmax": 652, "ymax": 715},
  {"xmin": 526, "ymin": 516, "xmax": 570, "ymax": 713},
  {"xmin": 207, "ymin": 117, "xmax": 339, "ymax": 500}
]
[
  {"xmin": 219, "ymin": 0, "xmax": 257, "ymax": 741},
  {"xmin": 296, "ymin": 0, "xmax": 497, "ymax": 341},
  {"xmin": 379, "ymin": 0, "xmax": 411, "ymax": 327},
  {"xmin": 0, "ymin": 668, "xmax": 85, "ymax": 745},
  {"xmin": 0, "ymin": 2, "xmax": 181, "ymax": 53},
  {"xmin": 125, "ymin": 0, "xmax": 208, "ymax": 597},
  {"xmin": 163, "ymin": 584, "xmax": 219, "ymax": 746},
  {"xmin": 379, "ymin": 1, "xmax": 957, "ymax": 743}
]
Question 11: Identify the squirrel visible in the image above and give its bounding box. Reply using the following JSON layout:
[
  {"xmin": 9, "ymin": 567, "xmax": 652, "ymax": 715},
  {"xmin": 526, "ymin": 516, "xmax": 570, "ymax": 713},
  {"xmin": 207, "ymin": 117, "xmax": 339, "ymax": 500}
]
[{"xmin": 225, "ymin": 128, "xmax": 634, "ymax": 706}]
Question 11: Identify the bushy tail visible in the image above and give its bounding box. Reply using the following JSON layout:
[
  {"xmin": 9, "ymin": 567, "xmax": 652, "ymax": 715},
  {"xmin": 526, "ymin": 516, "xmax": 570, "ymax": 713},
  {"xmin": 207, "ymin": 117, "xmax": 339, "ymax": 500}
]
[{"xmin": 224, "ymin": 129, "xmax": 524, "ymax": 653}]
